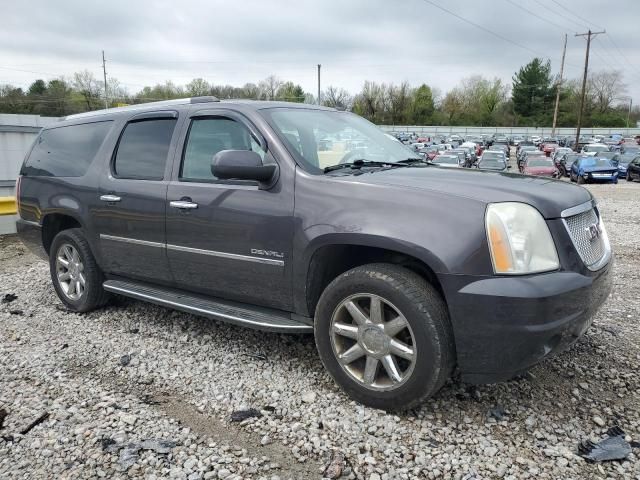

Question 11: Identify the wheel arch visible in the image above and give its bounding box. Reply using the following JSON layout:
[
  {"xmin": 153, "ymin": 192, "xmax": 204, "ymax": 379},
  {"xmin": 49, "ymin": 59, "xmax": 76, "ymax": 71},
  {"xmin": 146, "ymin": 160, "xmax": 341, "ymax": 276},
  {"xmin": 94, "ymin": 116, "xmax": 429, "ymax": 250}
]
[
  {"xmin": 41, "ymin": 212, "xmax": 85, "ymax": 255},
  {"xmin": 298, "ymin": 233, "xmax": 448, "ymax": 318}
]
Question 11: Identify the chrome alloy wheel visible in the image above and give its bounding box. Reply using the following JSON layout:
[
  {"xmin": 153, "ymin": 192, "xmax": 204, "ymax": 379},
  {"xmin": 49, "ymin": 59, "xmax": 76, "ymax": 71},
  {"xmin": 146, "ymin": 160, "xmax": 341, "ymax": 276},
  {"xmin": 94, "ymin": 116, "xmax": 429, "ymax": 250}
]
[
  {"xmin": 330, "ymin": 294, "xmax": 417, "ymax": 391},
  {"xmin": 55, "ymin": 243, "xmax": 86, "ymax": 301}
]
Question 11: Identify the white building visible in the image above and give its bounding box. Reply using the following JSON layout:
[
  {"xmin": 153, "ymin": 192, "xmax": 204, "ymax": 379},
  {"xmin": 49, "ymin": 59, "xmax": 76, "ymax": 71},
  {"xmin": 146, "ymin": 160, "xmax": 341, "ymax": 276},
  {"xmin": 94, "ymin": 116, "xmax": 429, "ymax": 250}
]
[{"xmin": 0, "ymin": 114, "xmax": 59, "ymax": 234}]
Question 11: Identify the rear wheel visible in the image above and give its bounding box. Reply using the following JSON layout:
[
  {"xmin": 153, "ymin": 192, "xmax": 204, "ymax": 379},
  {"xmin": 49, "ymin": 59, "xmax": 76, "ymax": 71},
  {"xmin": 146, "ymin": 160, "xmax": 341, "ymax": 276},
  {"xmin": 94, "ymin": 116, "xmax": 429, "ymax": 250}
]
[
  {"xmin": 49, "ymin": 228, "xmax": 110, "ymax": 312},
  {"xmin": 314, "ymin": 263, "xmax": 455, "ymax": 411}
]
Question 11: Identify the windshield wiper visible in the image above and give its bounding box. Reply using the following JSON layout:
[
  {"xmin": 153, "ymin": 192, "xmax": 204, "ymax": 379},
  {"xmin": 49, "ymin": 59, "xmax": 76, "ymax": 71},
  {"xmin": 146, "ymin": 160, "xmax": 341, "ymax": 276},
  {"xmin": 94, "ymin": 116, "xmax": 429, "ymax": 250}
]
[
  {"xmin": 323, "ymin": 159, "xmax": 409, "ymax": 173},
  {"xmin": 397, "ymin": 158, "xmax": 431, "ymax": 165}
]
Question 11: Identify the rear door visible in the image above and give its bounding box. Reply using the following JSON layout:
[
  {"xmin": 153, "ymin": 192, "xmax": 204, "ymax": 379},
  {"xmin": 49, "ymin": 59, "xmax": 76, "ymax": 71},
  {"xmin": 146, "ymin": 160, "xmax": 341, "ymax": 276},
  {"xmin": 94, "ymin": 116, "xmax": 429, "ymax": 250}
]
[
  {"xmin": 93, "ymin": 111, "xmax": 181, "ymax": 284},
  {"xmin": 165, "ymin": 109, "xmax": 294, "ymax": 310}
]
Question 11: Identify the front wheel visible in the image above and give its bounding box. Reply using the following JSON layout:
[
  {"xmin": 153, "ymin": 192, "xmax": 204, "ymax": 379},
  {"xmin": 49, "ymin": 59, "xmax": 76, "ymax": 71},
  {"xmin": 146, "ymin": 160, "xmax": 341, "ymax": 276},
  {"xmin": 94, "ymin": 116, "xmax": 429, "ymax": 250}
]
[
  {"xmin": 627, "ymin": 172, "xmax": 633, "ymax": 182},
  {"xmin": 49, "ymin": 228, "xmax": 110, "ymax": 312},
  {"xmin": 314, "ymin": 264, "xmax": 455, "ymax": 411},
  {"xmin": 558, "ymin": 166, "xmax": 566, "ymax": 178},
  {"xmin": 577, "ymin": 175, "xmax": 585, "ymax": 184}
]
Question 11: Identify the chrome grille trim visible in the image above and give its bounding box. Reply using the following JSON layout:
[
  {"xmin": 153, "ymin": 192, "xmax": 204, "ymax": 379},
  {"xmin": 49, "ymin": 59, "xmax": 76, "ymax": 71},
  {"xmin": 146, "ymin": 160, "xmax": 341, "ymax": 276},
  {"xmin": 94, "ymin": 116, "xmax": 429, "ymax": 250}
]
[
  {"xmin": 560, "ymin": 199, "xmax": 596, "ymax": 218},
  {"xmin": 562, "ymin": 208, "xmax": 611, "ymax": 271}
]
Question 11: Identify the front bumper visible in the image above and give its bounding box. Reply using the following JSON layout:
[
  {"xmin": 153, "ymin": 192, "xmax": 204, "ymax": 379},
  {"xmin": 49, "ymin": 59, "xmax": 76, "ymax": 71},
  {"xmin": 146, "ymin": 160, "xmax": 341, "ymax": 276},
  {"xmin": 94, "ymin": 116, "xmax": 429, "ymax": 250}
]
[{"xmin": 441, "ymin": 259, "xmax": 613, "ymax": 384}]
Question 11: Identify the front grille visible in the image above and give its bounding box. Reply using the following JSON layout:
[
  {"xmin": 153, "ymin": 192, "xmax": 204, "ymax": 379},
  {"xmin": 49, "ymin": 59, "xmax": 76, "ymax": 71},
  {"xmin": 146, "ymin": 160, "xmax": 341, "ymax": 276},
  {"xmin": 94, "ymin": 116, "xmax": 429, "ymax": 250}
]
[{"xmin": 564, "ymin": 208, "xmax": 606, "ymax": 268}]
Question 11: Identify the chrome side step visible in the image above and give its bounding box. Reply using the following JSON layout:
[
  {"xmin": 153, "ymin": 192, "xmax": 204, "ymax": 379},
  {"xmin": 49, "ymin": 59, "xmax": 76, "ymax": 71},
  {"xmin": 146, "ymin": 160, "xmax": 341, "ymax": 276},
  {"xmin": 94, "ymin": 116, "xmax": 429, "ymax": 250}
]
[{"xmin": 103, "ymin": 280, "xmax": 313, "ymax": 333}]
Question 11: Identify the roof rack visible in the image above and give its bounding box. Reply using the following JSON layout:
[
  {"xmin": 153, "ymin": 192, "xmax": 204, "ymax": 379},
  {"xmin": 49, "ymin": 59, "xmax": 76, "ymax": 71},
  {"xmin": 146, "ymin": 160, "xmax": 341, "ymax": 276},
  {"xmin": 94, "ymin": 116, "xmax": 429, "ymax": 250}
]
[
  {"xmin": 64, "ymin": 97, "xmax": 216, "ymax": 121},
  {"xmin": 190, "ymin": 96, "xmax": 220, "ymax": 104}
]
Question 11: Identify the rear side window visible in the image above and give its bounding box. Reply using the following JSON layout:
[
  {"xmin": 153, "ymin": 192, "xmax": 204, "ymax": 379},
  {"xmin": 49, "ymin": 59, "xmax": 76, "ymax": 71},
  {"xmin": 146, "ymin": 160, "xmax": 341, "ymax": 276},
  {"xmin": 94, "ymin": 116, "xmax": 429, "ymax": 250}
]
[
  {"xmin": 22, "ymin": 121, "xmax": 112, "ymax": 177},
  {"xmin": 113, "ymin": 119, "xmax": 177, "ymax": 180}
]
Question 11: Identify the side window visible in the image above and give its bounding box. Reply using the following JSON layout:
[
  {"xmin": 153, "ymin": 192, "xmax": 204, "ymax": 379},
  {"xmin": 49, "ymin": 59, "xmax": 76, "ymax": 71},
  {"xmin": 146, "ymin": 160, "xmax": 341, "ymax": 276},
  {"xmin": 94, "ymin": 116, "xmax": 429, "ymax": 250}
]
[
  {"xmin": 113, "ymin": 119, "xmax": 177, "ymax": 180},
  {"xmin": 181, "ymin": 117, "xmax": 265, "ymax": 182},
  {"xmin": 22, "ymin": 121, "xmax": 112, "ymax": 177}
]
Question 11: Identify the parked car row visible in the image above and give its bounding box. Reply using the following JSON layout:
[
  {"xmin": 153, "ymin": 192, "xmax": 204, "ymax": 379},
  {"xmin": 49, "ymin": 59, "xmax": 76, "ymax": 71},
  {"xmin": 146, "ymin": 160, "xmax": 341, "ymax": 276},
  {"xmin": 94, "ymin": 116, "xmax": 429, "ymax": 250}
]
[{"xmin": 389, "ymin": 131, "xmax": 640, "ymax": 153}]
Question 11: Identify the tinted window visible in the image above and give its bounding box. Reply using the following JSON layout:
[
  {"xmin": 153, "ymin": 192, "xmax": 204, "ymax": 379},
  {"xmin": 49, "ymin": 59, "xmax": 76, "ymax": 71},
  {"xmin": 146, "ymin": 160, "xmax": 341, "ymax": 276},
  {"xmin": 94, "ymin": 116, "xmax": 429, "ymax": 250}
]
[
  {"xmin": 181, "ymin": 117, "xmax": 265, "ymax": 181},
  {"xmin": 114, "ymin": 119, "xmax": 177, "ymax": 180},
  {"xmin": 22, "ymin": 121, "xmax": 112, "ymax": 177}
]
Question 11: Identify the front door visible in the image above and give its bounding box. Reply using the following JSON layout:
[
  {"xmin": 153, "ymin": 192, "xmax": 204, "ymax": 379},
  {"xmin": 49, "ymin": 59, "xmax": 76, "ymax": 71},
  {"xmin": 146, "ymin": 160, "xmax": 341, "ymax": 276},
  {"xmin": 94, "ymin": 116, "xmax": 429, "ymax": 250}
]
[
  {"xmin": 94, "ymin": 112, "xmax": 180, "ymax": 284},
  {"xmin": 165, "ymin": 110, "xmax": 294, "ymax": 310}
]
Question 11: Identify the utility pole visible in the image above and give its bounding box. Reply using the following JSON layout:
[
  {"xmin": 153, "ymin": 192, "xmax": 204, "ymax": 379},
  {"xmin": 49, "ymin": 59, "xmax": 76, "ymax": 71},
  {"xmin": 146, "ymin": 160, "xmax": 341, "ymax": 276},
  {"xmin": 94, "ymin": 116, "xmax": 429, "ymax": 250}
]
[
  {"xmin": 627, "ymin": 98, "xmax": 632, "ymax": 129},
  {"xmin": 551, "ymin": 34, "xmax": 567, "ymax": 137},
  {"xmin": 102, "ymin": 50, "xmax": 108, "ymax": 109},
  {"xmin": 574, "ymin": 30, "xmax": 605, "ymax": 151},
  {"xmin": 317, "ymin": 64, "xmax": 321, "ymax": 106}
]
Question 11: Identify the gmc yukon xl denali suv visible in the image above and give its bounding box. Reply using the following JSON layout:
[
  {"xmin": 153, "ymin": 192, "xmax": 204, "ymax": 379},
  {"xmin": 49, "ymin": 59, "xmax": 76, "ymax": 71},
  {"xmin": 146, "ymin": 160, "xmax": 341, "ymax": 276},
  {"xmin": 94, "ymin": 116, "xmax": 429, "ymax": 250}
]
[{"xmin": 17, "ymin": 97, "xmax": 613, "ymax": 410}]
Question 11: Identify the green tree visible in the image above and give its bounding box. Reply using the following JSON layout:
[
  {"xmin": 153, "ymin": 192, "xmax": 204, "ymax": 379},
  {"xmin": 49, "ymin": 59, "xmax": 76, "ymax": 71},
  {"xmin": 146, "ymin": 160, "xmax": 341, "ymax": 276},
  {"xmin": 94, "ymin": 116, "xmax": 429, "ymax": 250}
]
[
  {"xmin": 186, "ymin": 78, "xmax": 211, "ymax": 97},
  {"xmin": 512, "ymin": 58, "xmax": 554, "ymax": 122},
  {"xmin": 410, "ymin": 84, "xmax": 434, "ymax": 124},
  {"xmin": 276, "ymin": 81, "xmax": 305, "ymax": 103},
  {"xmin": 28, "ymin": 79, "xmax": 47, "ymax": 96},
  {"xmin": 38, "ymin": 79, "xmax": 72, "ymax": 116},
  {"xmin": 0, "ymin": 85, "xmax": 27, "ymax": 113}
]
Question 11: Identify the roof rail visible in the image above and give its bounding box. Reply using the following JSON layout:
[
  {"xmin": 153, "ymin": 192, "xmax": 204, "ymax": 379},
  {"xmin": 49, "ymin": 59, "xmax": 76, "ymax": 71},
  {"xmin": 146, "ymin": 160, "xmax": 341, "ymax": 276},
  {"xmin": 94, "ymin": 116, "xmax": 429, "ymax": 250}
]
[
  {"xmin": 190, "ymin": 96, "xmax": 220, "ymax": 104},
  {"xmin": 64, "ymin": 97, "xmax": 196, "ymax": 121}
]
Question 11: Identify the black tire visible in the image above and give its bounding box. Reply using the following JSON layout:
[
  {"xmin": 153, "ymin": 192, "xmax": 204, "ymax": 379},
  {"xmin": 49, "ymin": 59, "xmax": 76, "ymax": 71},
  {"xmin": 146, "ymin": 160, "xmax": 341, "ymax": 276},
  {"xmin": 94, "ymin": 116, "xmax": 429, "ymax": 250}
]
[
  {"xmin": 577, "ymin": 175, "xmax": 585, "ymax": 184},
  {"xmin": 314, "ymin": 263, "xmax": 455, "ymax": 411},
  {"xmin": 627, "ymin": 172, "xmax": 633, "ymax": 182},
  {"xmin": 49, "ymin": 228, "xmax": 110, "ymax": 312}
]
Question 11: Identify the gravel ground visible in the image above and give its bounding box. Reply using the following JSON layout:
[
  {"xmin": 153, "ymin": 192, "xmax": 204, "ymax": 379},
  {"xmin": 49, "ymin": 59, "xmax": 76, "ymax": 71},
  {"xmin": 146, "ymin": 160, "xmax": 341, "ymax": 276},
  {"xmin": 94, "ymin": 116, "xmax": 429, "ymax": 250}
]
[{"xmin": 1, "ymin": 182, "xmax": 639, "ymax": 480}]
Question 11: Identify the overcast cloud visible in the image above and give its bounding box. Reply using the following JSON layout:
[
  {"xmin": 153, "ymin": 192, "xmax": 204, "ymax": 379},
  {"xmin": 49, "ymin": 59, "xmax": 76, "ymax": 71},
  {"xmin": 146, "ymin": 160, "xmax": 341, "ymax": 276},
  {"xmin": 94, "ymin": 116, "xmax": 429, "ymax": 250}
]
[{"xmin": 1, "ymin": 0, "xmax": 639, "ymax": 103}]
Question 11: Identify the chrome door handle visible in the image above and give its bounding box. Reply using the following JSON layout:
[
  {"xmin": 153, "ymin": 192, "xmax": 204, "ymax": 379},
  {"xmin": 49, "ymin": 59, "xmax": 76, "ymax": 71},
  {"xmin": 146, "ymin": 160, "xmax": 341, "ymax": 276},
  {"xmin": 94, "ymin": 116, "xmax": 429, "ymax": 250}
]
[
  {"xmin": 100, "ymin": 194, "xmax": 121, "ymax": 202},
  {"xmin": 170, "ymin": 200, "xmax": 198, "ymax": 210}
]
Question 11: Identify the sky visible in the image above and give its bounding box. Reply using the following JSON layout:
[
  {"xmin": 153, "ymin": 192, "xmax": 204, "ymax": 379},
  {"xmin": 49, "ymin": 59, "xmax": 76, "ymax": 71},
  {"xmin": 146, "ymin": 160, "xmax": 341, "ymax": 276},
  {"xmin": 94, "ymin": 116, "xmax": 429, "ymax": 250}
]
[{"xmin": 1, "ymin": 0, "xmax": 639, "ymax": 105}]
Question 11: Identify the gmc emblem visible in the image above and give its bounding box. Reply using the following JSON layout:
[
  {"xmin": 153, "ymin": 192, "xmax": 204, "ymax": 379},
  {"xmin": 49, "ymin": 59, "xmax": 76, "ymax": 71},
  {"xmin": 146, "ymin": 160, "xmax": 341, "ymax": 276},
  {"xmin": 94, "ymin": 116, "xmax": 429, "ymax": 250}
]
[{"xmin": 586, "ymin": 223, "xmax": 601, "ymax": 241}]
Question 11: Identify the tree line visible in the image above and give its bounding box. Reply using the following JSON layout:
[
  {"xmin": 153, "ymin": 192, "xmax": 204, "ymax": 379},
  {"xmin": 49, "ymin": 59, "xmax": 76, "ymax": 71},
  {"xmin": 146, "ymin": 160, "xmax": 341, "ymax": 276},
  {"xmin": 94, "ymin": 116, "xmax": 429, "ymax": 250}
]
[{"xmin": 0, "ymin": 58, "xmax": 635, "ymax": 127}]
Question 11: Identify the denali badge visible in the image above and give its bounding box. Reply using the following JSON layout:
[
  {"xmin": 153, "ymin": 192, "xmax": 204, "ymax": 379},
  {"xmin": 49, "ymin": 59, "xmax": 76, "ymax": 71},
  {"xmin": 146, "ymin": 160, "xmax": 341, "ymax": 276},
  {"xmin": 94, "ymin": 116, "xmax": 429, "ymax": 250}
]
[
  {"xmin": 586, "ymin": 223, "xmax": 601, "ymax": 241},
  {"xmin": 251, "ymin": 248, "xmax": 284, "ymax": 259}
]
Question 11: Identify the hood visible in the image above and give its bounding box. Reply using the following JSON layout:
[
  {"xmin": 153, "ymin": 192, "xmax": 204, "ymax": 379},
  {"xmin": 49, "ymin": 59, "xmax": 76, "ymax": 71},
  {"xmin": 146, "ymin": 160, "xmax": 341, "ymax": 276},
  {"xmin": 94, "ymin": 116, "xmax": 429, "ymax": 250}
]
[
  {"xmin": 524, "ymin": 166, "xmax": 556, "ymax": 176},
  {"xmin": 582, "ymin": 165, "xmax": 617, "ymax": 173},
  {"xmin": 336, "ymin": 166, "xmax": 591, "ymax": 219}
]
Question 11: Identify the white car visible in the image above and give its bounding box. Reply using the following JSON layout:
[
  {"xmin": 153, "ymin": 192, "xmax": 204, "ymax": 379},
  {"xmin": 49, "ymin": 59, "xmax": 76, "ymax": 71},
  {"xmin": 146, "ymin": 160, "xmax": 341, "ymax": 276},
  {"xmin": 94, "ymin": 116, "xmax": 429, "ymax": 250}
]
[
  {"xmin": 432, "ymin": 154, "xmax": 462, "ymax": 168},
  {"xmin": 581, "ymin": 144, "xmax": 610, "ymax": 156}
]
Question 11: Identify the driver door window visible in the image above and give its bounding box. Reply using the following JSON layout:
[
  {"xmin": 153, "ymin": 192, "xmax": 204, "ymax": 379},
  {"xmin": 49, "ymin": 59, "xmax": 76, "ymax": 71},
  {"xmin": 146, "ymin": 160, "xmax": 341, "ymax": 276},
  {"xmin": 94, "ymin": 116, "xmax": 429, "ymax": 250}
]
[{"xmin": 181, "ymin": 117, "xmax": 265, "ymax": 182}]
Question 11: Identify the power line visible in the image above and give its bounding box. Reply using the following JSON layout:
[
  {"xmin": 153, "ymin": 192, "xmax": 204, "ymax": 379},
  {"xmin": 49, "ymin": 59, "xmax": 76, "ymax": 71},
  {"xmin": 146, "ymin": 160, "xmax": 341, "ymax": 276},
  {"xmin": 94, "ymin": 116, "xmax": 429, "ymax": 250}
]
[
  {"xmin": 503, "ymin": 0, "xmax": 573, "ymax": 32},
  {"xmin": 604, "ymin": 35, "xmax": 640, "ymax": 78},
  {"xmin": 533, "ymin": 0, "xmax": 590, "ymax": 31},
  {"xmin": 547, "ymin": 0, "xmax": 604, "ymax": 31},
  {"xmin": 419, "ymin": 0, "xmax": 544, "ymax": 57}
]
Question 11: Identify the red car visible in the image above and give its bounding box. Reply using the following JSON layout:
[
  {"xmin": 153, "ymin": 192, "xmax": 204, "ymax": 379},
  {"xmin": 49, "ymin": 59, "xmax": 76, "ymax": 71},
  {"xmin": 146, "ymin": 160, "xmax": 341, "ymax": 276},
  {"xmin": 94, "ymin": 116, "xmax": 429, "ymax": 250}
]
[
  {"xmin": 522, "ymin": 157, "xmax": 558, "ymax": 177},
  {"xmin": 542, "ymin": 143, "xmax": 558, "ymax": 156}
]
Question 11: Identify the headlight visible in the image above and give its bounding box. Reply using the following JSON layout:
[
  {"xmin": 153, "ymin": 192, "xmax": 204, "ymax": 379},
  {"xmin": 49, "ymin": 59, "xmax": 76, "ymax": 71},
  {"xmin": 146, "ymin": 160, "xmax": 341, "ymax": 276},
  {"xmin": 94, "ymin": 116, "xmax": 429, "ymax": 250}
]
[{"xmin": 486, "ymin": 202, "xmax": 559, "ymax": 275}]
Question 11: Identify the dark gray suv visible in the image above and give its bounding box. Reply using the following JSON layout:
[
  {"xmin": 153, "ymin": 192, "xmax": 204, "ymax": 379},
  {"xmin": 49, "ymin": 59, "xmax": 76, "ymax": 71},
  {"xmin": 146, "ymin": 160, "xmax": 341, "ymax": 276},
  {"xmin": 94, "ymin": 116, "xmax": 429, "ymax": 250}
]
[{"xmin": 16, "ymin": 97, "xmax": 613, "ymax": 410}]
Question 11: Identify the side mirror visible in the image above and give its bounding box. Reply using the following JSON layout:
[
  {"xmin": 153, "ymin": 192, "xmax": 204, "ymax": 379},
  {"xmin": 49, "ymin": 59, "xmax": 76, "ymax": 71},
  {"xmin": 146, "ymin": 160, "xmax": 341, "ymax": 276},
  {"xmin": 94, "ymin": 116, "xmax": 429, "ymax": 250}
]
[{"xmin": 212, "ymin": 150, "xmax": 276, "ymax": 183}]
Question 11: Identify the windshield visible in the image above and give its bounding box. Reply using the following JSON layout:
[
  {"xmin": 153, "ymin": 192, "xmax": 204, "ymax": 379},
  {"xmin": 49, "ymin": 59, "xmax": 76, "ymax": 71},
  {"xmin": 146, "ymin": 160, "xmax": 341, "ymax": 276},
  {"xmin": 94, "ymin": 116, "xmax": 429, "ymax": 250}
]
[
  {"xmin": 482, "ymin": 152, "xmax": 504, "ymax": 160},
  {"xmin": 528, "ymin": 158, "xmax": 553, "ymax": 167},
  {"xmin": 479, "ymin": 159, "xmax": 506, "ymax": 169},
  {"xmin": 585, "ymin": 145, "xmax": 609, "ymax": 152},
  {"xmin": 581, "ymin": 157, "xmax": 613, "ymax": 168},
  {"xmin": 435, "ymin": 156, "xmax": 458, "ymax": 164},
  {"xmin": 264, "ymin": 109, "xmax": 420, "ymax": 173},
  {"xmin": 619, "ymin": 154, "xmax": 636, "ymax": 165},
  {"xmin": 565, "ymin": 154, "xmax": 579, "ymax": 164}
]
